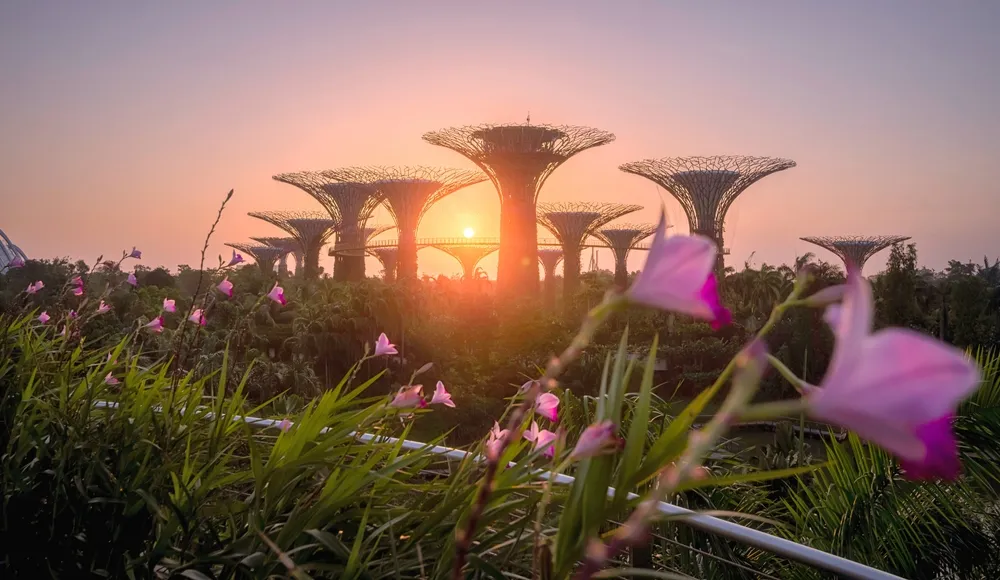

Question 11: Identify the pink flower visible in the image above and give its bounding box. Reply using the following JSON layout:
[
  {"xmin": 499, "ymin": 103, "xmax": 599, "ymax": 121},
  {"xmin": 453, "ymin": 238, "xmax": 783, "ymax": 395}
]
[
  {"xmin": 96, "ymin": 300, "xmax": 111, "ymax": 315},
  {"xmin": 523, "ymin": 421, "xmax": 557, "ymax": 458},
  {"xmin": 129, "ymin": 247, "xmax": 142, "ymax": 259},
  {"xmin": 278, "ymin": 418, "xmax": 292, "ymax": 432},
  {"xmin": 71, "ymin": 286, "xmax": 84, "ymax": 297},
  {"xmin": 69, "ymin": 310, "xmax": 78, "ymax": 319},
  {"xmin": 627, "ymin": 216, "xmax": 731, "ymax": 329},
  {"xmin": 266, "ymin": 283, "xmax": 286, "ymax": 306},
  {"xmin": 374, "ymin": 332, "xmax": 398, "ymax": 356},
  {"xmin": 26, "ymin": 281, "xmax": 44, "ymax": 294},
  {"xmin": 535, "ymin": 392, "xmax": 559, "ymax": 422},
  {"xmin": 70, "ymin": 276, "xmax": 83, "ymax": 286},
  {"xmin": 145, "ymin": 316, "xmax": 164, "ymax": 333},
  {"xmin": 805, "ymin": 268, "xmax": 980, "ymax": 481},
  {"xmin": 187, "ymin": 309, "xmax": 206, "ymax": 326},
  {"xmin": 519, "ymin": 379, "xmax": 539, "ymax": 394},
  {"xmin": 486, "ymin": 421, "xmax": 509, "ymax": 460},
  {"xmin": 570, "ymin": 421, "xmax": 622, "ymax": 460},
  {"xmin": 9, "ymin": 257, "xmax": 24, "ymax": 268},
  {"xmin": 127, "ymin": 273, "xmax": 138, "ymax": 287},
  {"xmin": 38, "ymin": 311, "xmax": 50, "ymax": 324},
  {"xmin": 430, "ymin": 381, "xmax": 455, "ymax": 407},
  {"xmin": 390, "ymin": 385, "xmax": 426, "ymax": 409},
  {"xmin": 104, "ymin": 372, "xmax": 119, "ymax": 386},
  {"xmin": 163, "ymin": 298, "xmax": 176, "ymax": 313},
  {"xmin": 217, "ymin": 277, "xmax": 233, "ymax": 298},
  {"xmin": 227, "ymin": 250, "xmax": 244, "ymax": 267}
]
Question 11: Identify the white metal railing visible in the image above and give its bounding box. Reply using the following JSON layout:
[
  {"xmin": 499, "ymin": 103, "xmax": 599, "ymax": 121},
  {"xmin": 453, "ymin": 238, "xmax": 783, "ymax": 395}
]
[
  {"xmin": 92, "ymin": 401, "xmax": 902, "ymax": 579},
  {"xmin": 330, "ymin": 237, "xmax": 653, "ymax": 254}
]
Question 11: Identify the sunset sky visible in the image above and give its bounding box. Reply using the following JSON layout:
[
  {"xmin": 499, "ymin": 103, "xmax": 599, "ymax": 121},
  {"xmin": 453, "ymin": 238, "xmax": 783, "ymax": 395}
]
[{"xmin": 1, "ymin": 1, "xmax": 998, "ymax": 278}]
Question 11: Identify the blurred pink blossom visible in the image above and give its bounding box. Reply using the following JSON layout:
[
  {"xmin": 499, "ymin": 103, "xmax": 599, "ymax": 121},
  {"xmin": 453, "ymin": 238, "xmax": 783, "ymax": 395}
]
[
  {"xmin": 163, "ymin": 298, "xmax": 176, "ymax": 313},
  {"xmin": 187, "ymin": 309, "xmax": 206, "ymax": 326},
  {"xmin": 570, "ymin": 421, "xmax": 622, "ymax": 460},
  {"xmin": 227, "ymin": 250, "xmax": 244, "ymax": 267},
  {"xmin": 535, "ymin": 392, "xmax": 560, "ymax": 422},
  {"xmin": 38, "ymin": 311, "xmax": 50, "ymax": 324},
  {"xmin": 104, "ymin": 372, "xmax": 119, "ymax": 386},
  {"xmin": 145, "ymin": 316, "xmax": 164, "ymax": 333},
  {"xmin": 486, "ymin": 421, "xmax": 509, "ymax": 460},
  {"xmin": 390, "ymin": 385, "xmax": 426, "ymax": 409},
  {"xmin": 523, "ymin": 421, "xmax": 557, "ymax": 458},
  {"xmin": 374, "ymin": 332, "xmax": 398, "ymax": 356},
  {"xmin": 217, "ymin": 277, "xmax": 233, "ymax": 298},
  {"xmin": 430, "ymin": 381, "xmax": 455, "ymax": 407},
  {"xmin": 128, "ymin": 247, "xmax": 142, "ymax": 259},
  {"xmin": 96, "ymin": 300, "xmax": 111, "ymax": 315},
  {"xmin": 267, "ymin": 283, "xmax": 286, "ymax": 306},
  {"xmin": 127, "ymin": 273, "xmax": 138, "ymax": 287},
  {"xmin": 26, "ymin": 281, "xmax": 44, "ymax": 294}
]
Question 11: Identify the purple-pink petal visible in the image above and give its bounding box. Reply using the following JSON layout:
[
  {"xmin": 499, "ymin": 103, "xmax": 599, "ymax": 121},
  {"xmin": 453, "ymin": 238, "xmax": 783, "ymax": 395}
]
[
  {"xmin": 898, "ymin": 416, "xmax": 961, "ymax": 481},
  {"xmin": 698, "ymin": 274, "xmax": 732, "ymax": 329}
]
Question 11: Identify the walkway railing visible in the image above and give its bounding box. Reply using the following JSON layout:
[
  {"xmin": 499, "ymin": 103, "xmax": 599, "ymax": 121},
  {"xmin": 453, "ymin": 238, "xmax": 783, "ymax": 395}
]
[
  {"xmin": 93, "ymin": 401, "xmax": 902, "ymax": 579},
  {"xmin": 331, "ymin": 237, "xmax": 653, "ymax": 254}
]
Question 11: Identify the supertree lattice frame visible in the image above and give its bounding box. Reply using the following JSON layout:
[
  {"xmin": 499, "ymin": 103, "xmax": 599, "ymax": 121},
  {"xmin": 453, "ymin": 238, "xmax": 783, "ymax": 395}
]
[
  {"xmin": 801, "ymin": 235, "xmax": 910, "ymax": 273},
  {"xmin": 432, "ymin": 243, "xmax": 500, "ymax": 280},
  {"xmin": 330, "ymin": 224, "xmax": 395, "ymax": 257},
  {"xmin": 273, "ymin": 172, "xmax": 383, "ymax": 282},
  {"xmin": 537, "ymin": 248, "xmax": 564, "ymax": 306},
  {"xmin": 225, "ymin": 242, "xmax": 288, "ymax": 274},
  {"xmin": 323, "ymin": 166, "xmax": 486, "ymax": 280},
  {"xmin": 251, "ymin": 236, "xmax": 301, "ymax": 275},
  {"xmin": 619, "ymin": 155, "xmax": 795, "ymax": 275},
  {"xmin": 368, "ymin": 247, "xmax": 399, "ymax": 283},
  {"xmin": 536, "ymin": 201, "xmax": 641, "ymax": 300},
  {"xmin": 593, "ymin": 223, "xmax": 659, "ymax": 288},
  {"xmin": 423, "ymin": 123, "xmax": 616, "ymax": 297},
  {"xmin": 248, "ymin": 211, "xmax": 337, "ymax": 280}
]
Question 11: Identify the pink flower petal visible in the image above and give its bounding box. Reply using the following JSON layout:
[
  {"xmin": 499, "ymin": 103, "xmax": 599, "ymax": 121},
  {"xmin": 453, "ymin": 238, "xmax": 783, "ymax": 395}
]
[
  {"xmin": 163, "ymin": 298, "xmax": 176, "ymax": 313},
  {"xmin": 217, "ymin": 278, "xmax": 234, "ymax": 298},
  {"xmin": 187, "ymin": 309, "xmax": 206, "ymax": 326},
  {"xmin": 129, "ymin": 247, "xmax": 142, "ymax": 259},
  {"xmin": 266, "ymin": 283, "xmax": 286, "ymax": 306},
  {"xmin": 535, "ymin": 392, "xmax": 559, "ymax": 422},
  {"xmin": 37, "ymin": 311, "xmax": 50, "ymax": 324},
  {"xmin": 228, "ymin": 250, "xmax": 244, "ymax": 267},
  {"xmin": 899, "ymin": 416, "xmax": 961, "ymax": 481},
  {"xmin": 390, "ymin": 385, "xmax": 424, "ymax": 408},
  {"xmin": 127, "ymin": 273, "xmax": 138, "ymax": 287},
  {"xmin": 430, "ymin": 381, "xmax": 455, "ymax": 407},
  {"xmin": 374, "ymin": 332, "xmax": 398, "ymax": 356},
  {"xmin": 570, "ymin": 421, "xmax": 622, "ymax": 460},
  {"xmin": 278, "ymin": 418, "xmax": 292, "ymax": 432}
]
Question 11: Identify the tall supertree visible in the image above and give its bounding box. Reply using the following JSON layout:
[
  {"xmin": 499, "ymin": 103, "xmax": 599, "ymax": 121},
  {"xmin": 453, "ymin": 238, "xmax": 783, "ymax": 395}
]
[
  {"xmin": 225, "ymin": 242, "xmax": 287, "ymax": 274},
  {"xmin": 329, "ymin": 224, "xmax": 395, "ymax": 270},
  {"xmin": 423, "ymin": 123, "xmax": 616, "ymax": 297},
  {"xmin": 248, "ymin": 211, "xmax": 337, "ymax": 280},
  {"xmin": 593, "ymin": 223, "xmax": 659, "ymax": 289},
  {"xmin": 433, "ymin": 243, "xmax": 499, "ymax": 280},
  {"xmin": 801, "ymin": 235, "xmax": 911, "ymax": 273},
  {"xmin": 323, "ymin": 166, "xmax": 486, "ymax": 280},
  {"xmin": 619, "ymin": 156, "xmax": 796, "ymax": 275},
  {"xmin": 251, "ymin": 236, "xmax": 301, "ymax": 275},
  {"xmin": 369, "ymin": 247, "xmax": 399, "ymax": 283},
  {"xmin": 536, "ymin": 202, "xmax": 641, "ymax": 300},
  {"xmin": 537, "ymin": 249, "xmax": 564, "ymax": 306},
  {"xmin": 272, "ymin": 172, "xmax": 382, "ymax": 282}
]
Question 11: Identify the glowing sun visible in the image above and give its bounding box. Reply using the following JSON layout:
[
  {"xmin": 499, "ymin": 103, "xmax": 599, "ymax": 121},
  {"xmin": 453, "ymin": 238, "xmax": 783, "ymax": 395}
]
[{"xmin": 463, "ymin": 227, "xmax": 475, "ymax": 238}]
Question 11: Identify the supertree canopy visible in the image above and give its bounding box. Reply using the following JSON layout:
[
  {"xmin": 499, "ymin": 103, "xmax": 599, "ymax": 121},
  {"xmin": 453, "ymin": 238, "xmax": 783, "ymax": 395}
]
[
  {"xmin": 537, "ymin": 248, "xmax": 564, "ymax": 306},
  {"xmin": 323, "ymin": 166, "xmax": 486, "ymax": 280},
  {"xmin": 593, "ymin": 222, "xmax": 659, "ymax": 288},
  {"xmin": 272, "ymin": 172, "xmax": 382, "ymax": 282},
  {"xmin": 248, "ymin": 211, "xmax": 337, "ymax": 280},
  {"xmin": 619, "ymin": 156, "xmax": 795, "ymax": 275},
  {"xmin": 225, "ymin": 242, "xmax": 287, "ymax": 274},
  {"xmin": 801, "ymin": 235, "xmax": 911, "ymax": 273},
  {"xmin": 432, "ymin": 243, "xmax": 499, "ymax": 280},
  {"xmin": 251, "ymin": 236, "xmax": 301, "ymax": 275},
  {"xmin": 423, "ymin": 123, "xmax": 616, "ymax": 297},
  {"xmin": 536, "ymin": 201, "xmax": 641, "ymax": 300},
  {"xmin": 369, "ymin": 247, "xmax": 399, "ymax": 283}
]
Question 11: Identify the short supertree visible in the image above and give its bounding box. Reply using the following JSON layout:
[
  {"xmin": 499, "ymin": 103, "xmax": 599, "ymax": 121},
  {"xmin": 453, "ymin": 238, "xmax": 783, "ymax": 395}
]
[
  {"xmin": 423, "ymin": 123, "xmax": 616, "ymax": 297},
  {"xmin": 225, "ymin": 242, "xmax": 287, "ymax": 274},
  {"xmin": 536, "ymin": 202, "xmax": 641, "ymax": 300},
  {"xmin": 272, "ymin": 172, "xmax": 382, "ymax": 282},
  {"xmin": 251, "ymin": 236, "xmax": 301, "ymax": 275},
  {"xmin": 801, "ymin": 235, "xmax": 911, "ymax": 273},
  {"xmin": 593, "ymin": 223, "xmax": 659, "ymax": 289},
  {"xmin": 323, "ymin": 166, "xmax": 486, "ymax": 280},
  {"xmin": 619, "ymin": 156, "xmax": 796, "ymax": 275},
  {"xmin": 248, "ymin": 211, "xmax": 337, "ymax": 280},
  {"xmin": 537, "ymin": 248, "xmax": 564, "ymax": 306},
  {"xmin": 369, "ymin": 247, "xmax": 399, "ymax": 283},
  {"xmin": 433, "ymin": 243, "xmax": 500, "ymax": 280}
]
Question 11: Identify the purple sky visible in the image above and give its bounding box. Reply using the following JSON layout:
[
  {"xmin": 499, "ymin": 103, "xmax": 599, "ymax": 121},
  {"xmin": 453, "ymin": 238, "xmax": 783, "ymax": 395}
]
[{"xmin": 1, "ymin": 1, "xmax": 997, "ymax": 277}]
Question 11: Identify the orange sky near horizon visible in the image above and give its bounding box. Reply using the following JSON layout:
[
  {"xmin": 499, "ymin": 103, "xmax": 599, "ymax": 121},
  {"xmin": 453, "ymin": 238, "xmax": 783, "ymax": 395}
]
[{"xmin": 1, "ymin": 1, "xmax": 997, "ymax": 278}]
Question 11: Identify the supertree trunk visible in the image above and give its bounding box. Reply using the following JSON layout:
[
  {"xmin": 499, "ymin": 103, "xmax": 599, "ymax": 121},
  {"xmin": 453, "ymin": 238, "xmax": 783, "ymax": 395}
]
[
  {"xmin": 396, "ymin": 224, "xmax": 418, "ymax": 280},
  {"xmin": 497, "ymin": 180, "xmax": 540, "ymax": 295},
  {"xmin": 562, "ymin": 243, "xmax": 582, "ymax": 302}
]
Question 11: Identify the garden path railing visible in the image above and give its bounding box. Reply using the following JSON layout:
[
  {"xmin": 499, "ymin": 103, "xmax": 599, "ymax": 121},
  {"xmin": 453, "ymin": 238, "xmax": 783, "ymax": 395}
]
[{"xmin": 94, "ymin": 401, "xmax": 903, "ymax": 579}]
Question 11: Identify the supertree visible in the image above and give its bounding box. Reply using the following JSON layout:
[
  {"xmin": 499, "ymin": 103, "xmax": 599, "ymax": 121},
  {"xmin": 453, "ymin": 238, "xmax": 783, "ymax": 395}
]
[
  {"xmin": 251, "ymin": 236, "xmax": 301, "ymax": 275},
  {"xmin": 536, "ymin": 202, "xmax": 641, "ymax": 300},
  {"xmin": 619, "ymin": 156, "xmax": 796, "ymax": 275},
  {"xmin": 323, "ymin": 166, "xmax": 486, "ymax": 280},
  {"xmin": 432, "ymin": 243, "xmax": 500, "ymax": 280},
  {"xmin": 537, "ymin": 249, "xmax": 564, "ymax": 306},
  {"xmin": 369, "ymin": 247, "xmax": 399, "ymax": 283},
  {"xmin": 272, "ymin": 172, "xmax": 382, "ymax": 282},
  {"xmin": 248, "ymin": 211, "xmax": 337, "ymax": 280},
  {"xmin": 593, "ymin": 223, "xmax": 659, "ymax": 289},
  {"xmin": 225, "ymin": 242, "xmax": 287, "ymax": 274},
  {"xmin": 423, "ymin": 123, "xmax": 616, "ymax": 297},
  {"xmin": 801, "ymin": 235, "xmax": 911, "ymax": 273}
]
